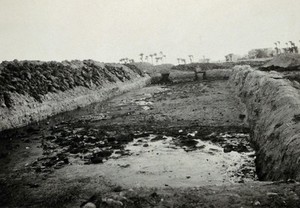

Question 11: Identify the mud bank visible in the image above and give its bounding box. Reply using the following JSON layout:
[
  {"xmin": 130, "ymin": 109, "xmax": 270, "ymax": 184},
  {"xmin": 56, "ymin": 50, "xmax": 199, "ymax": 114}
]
[
  {"xmin": 0, "ymin": 60, "xmax": 150, "ymax": 132},
  {"xmin": 230, "ymin": 65, "xmax": 300, "ymax": 181}
]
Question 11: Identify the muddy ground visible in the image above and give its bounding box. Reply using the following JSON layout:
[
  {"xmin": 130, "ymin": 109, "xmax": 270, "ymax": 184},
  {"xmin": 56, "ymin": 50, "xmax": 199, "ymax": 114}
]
[{"xmin": 1, "ymin": 79, "xmax": 300, "ymax": 207}]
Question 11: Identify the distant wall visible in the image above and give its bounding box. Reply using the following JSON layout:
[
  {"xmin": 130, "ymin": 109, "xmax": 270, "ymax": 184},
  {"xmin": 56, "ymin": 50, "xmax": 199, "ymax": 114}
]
[
  {"xmin": 230, "ymin": 65, "xmax": 300, "ymax": 181},
  {"xmin": 0, "ymin": 60, "xmax": 150, "ymax": 132}
]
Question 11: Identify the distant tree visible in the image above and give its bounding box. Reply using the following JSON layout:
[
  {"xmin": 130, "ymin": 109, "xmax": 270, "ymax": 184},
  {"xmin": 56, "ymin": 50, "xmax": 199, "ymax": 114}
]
[
  {"xmin": 149, "ymin": 54, "xmax": 154, "ymax": 64},
  {"xmin": 177, "ymin": 58, "xmax": 180, "ymax": 64},
  {"xmin": 290, "ymin": 41, "xmax": 296, "ymax": 53},
  {"xmin": 155, "ymin": 57, "xmax": 160, "ymax": 64},
  {"xmin": 188, "ymin": 55, "xmax": 193, "ymax": 63},
  {"xmin": 277, "ymin": 41, "xmax": 281, "ymax": 47},
  {"xmin": 145, "ymin": 56, "xmax": 148, "ymax": 62},
  {"xmin": 181, "ymin": 58, "xmax": 186, "ymax": 64},
  {"xmin": 163, "ymin": 55, "xmax": 166, "ymax": 63},
  {"xmin": 159, "ymin": 51, "xmax": 166, "ymax": 63},
  {"xmin": 139, "ymin": 53, "xmax": 144, "ymax": 62},
  {"xmin": 274, "ymin": 42, "xmax": 280, "ymax": 55}
]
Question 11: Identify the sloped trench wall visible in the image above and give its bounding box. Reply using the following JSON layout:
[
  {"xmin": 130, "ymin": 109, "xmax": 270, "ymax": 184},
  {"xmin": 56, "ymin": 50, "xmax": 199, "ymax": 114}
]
[
  {"xmin": 230, "ymin": 65, "xmax": 300, "ymax": 181},
  {"xmin": 0, "ymin": 60, "xmax": 150, "ymax": 132}
]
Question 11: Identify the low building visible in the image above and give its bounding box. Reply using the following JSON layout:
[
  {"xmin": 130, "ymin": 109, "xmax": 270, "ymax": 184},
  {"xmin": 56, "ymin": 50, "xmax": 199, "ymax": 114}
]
[{"xmin": 225, "ymin": 53, "xmax": 240, "ymax": 62}]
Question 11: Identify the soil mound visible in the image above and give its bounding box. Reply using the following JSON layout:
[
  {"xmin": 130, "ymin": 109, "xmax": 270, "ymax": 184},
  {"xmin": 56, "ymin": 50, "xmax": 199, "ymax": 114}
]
[
  {"xmin": 172, "ymin": 60, "xmax": 269, "ymax": 72},
  {"xmin": 0, "ymin": 60, "xmax": 149, "ymax": 131},
  {"xmin": 262, "ymin": 53, "xmax": 300, "ymax": 70},
  {"xmin": 0, "ymin": 60, "xmax": 144, "ymax": 108},
  {"xmin": 127, "ymin": 63, "xmax": 174, "ymax": 75},
  {"xmin": 230, "ymin": 65, "xmax": 300, "ymax": 181}
]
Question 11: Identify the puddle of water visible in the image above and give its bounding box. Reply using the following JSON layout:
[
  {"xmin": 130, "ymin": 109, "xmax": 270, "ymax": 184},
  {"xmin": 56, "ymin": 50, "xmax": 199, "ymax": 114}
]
[{"xmin": 95, "ymin": 133, "xmax": 257, "ymax": 188}]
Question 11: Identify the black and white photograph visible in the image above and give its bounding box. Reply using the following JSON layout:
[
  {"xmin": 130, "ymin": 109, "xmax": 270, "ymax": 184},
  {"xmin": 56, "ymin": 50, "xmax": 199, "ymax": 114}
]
[{"xmin": 1, "ymin": 0, "xmax": 300, "ymax": 207}]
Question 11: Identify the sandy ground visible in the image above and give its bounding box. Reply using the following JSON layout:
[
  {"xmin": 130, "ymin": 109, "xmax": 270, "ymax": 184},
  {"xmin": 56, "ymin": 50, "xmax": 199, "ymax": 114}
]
[{"xmin": 1, "ymin": 80, "xmax": 300, "ymax": 207}]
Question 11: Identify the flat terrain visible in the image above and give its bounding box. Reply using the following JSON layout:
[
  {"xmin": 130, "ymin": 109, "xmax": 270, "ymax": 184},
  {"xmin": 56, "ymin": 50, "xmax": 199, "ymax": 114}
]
[{"xmin": 1, "ymin": 80, "xmax": 300, "ymax": 207}]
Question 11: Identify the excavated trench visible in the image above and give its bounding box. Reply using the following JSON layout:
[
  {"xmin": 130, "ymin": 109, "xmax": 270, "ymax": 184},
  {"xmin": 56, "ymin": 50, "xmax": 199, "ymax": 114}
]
[
  {"xmin": 0, "ymin": 76, "xmax": 258, "ymax": 188},
  {"xmin": 2, "ymin": 64, "xmax": 300, "ymax": 207}
]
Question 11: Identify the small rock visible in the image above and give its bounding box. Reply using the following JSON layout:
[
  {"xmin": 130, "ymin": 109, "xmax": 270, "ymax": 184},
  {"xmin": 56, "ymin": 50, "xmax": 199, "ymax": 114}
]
[
  {"xmin": 287, "ymin": 178, "xmax": 296, "ymax": 183},
  {"xmin": 150, "ymin": 192, "xmax": 159, "ymax": 198},
  {"xmin": 90, "ymin": 156, "xmax": 103, "ymax": 164},
  {"xmin": 253, "ymin": 200, "xmax": 261, "ymax": 206},
  {"xmin": 102, "ymin": 198, "xmax": 123, "ymax": 207},
  {"xmin": 113, "ymin": 185, "xmax": 123, "ymax": 192},
  {"xmin": 267, "ymin": 192, "xmax": 279, "ymax": 197},
  {"xmin": 27, "ymin": 183, "xmax": 40, "ymax": 188},
  {"xmin": 150, "ymin": 135, "xmax": 165, "ymax": 141},
  {"xmin": 82, "ymin": 202, "xmax": 96, "ymax": 208},
  {"xmin": 223, "ymin": 145, "xmax": 233, "ymax": 153},
  {"xmin": 143, "ymin": 143, "xmax": 149, "ymax": 147},
  {"xmin": 239, "ymin": 114, "xmax": 246, "ymax": 120},
  {"xmin": 118, "ymin": 164, "xmax": 130, "ymax": 168}
]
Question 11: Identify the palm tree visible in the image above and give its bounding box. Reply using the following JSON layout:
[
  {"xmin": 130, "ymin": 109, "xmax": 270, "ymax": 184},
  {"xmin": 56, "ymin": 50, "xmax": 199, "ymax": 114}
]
[
  {"xmin": 274, "ymin": 42, "xmax": 279, "ymax": 55},
  {"xmin": 188, "ymin": 55, "xmax": 193, "ymax": 63},
  {"xmin": 153, "ymin": 53, "xmax": 157, "ymax": 60},
  {"xmin": 139, "ymin": 53, "xmax": 144, "ymax": 62},
  {"xmin": 159, "ymin": 51, "xmax": 165, "ymax": 63},
  {"xmin": 155, "ymin": 57, "xmax": 160, "ymax": 64},
  {"xmin": 277, "ymin": 41, "xmax": 281, "ymax": 46},
  {"xmin": 277, "ymin": 41, "xmax": 281, "ymax": 54},
  {"xmin": 149, "ymin": 54, "xmax": 154, "ymax": 65}
]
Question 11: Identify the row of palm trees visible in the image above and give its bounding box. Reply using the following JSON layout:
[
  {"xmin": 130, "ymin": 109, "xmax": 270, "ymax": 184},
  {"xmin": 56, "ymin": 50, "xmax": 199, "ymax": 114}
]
[
  {"xmin": 119, "ymin": 51, "xmax": 167, "ymax": 65},
  {"xmin": 139, "ymin": 51, "xmax": 166, "ymax": 65},
  {"xmin": 274, "ymin": 40, "xmax": 299, "ymax": 55},
  {"xmin": 177, "ymin": 55, "xmax": 194, "ymax": 64},
  {"xmin": 119, "ymin": 58, "xmax": 134, "ymax": 64},
  {"xmin": 177, "ymin": 55, "xmax": 209, "ymax": 64}
]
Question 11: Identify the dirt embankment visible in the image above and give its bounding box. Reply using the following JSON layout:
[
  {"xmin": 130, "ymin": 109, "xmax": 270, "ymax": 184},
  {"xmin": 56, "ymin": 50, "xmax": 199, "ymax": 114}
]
[
  {"xmin": 172, "ymin": 60, "xmax": 270, "ymax": 71},
  {"xmin": 261, "ymin": 54, "xmax": 300, "ymax": 71},
  {"xmin": 230, "ymin": 65, "xmax": 300, "ymax": 181},
  {"xmin": 0, "ymin": 60, "xmax": 150, "ymax": 132}
]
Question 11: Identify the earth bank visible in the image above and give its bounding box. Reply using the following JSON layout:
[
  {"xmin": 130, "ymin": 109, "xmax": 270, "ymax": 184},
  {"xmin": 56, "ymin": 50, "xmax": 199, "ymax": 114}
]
[
  {"xmin": 230, "ymin": 65, "xmax": 300, "ymax": 181},
  {"xmin": 0, "ymin": 60, "xmax": 150, "ymax": 132}
]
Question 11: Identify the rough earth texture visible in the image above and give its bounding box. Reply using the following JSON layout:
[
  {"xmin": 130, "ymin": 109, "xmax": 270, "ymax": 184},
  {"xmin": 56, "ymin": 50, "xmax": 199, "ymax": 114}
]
[
  {"xmin": 261, "ymin": 54, "xmax": 300, "ymax": 70},
  {"xmin": 0, "ymin": 60, "xmax": 150, "ymax": 131},
  {"xmin": 230, "ymin": 65, "xmax": 300, "ymax": 181}
]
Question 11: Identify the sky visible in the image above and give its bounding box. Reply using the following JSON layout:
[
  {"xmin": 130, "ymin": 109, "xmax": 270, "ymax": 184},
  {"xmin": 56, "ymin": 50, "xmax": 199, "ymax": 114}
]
[{"xmin": 0, "ymin": 0, "xmax": 300, "ymax": 64}]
